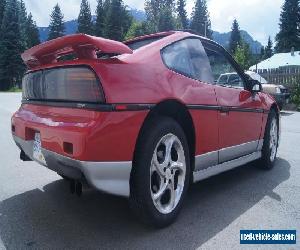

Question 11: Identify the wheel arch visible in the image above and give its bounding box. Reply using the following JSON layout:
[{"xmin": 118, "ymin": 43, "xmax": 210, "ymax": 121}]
[
  {"xmin": 133, "ymin": 99, "xmax": 196, "ymax": 172},
  {"xmin": 270, "ymin": 103, "xmax": 280, "ymax": 117}
]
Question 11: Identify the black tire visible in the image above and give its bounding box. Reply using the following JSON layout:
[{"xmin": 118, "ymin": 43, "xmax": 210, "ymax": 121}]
[
  {"xmin": 257, "ymin": 109, "xmax": 279, "ymax": 170},
  {"xmin": 129, "ymin": 116, "xmax": 190, "ymax": 228}
]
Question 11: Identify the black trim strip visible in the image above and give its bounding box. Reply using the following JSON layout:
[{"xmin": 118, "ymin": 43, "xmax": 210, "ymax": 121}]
[
  {"xmin": 187, "ymin": 104, "xmax": 221, "ymax": 111},
  {"xmin": 22, "ymin": 100, "xmax": 266, "ymax": 114},
  {"xmin": 187, "ymin": 104, "xmax": 265, "ymax": 113},
  {"xmin": 226, "ymin": 107, "xmax": 265, "ymax": 113},
  {"xmin": 22, "ymin": 100, "xmax": 154, "ymax": 112},
  {"xmin": 112, "ymin": 104, "xmax": 155, "ymax": 111},
  {"xmin": 22, "ymin": 100, "xmax": 113, "ymax": 111}
]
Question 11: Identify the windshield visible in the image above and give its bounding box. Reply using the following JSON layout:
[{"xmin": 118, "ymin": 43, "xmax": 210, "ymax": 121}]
[{"xmin": 246, "ymin": 71, "xmax": 268, "ymax": 84}]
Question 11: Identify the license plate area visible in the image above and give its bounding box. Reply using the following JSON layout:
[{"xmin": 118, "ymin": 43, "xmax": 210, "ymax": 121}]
[{"xmin": 33, "ymin": 133, "xmax": 46, "ymax": 165}]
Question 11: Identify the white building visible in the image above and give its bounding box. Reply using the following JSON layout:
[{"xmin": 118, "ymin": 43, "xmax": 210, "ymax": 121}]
[{"xmin": 250, "ymin": 50, "xmax": 300, "ymax": 71}]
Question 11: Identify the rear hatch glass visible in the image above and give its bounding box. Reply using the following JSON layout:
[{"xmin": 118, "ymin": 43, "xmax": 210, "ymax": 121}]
[
  {"xmin": 22, "ymin": 67, "xmax": 104, "ymax": 103},
  {"xmin": 126, "ymin": 36, "xmax": 166, "ymax": 50}
]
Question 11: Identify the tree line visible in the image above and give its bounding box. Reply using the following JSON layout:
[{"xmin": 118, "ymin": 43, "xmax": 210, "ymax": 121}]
[
  {"xmin": 0, "ymin": 0, "xmax": 299, "ymax": 91},
  {"xmin": 0, "ymin": 0, "xmax": 40, "ymax": 90},
  {"xmin": 230, "ymin": 0, "xmax": 300, "ymax": 70},
  {"xmin": 46, "ymin": 0, "xmax": 213, "ymax": 41}
]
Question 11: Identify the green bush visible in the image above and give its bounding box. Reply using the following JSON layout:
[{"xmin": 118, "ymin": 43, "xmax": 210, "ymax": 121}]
[
  {"xmin": 291, "ymin": 79, "xmax": 300, "ymax": 110},
  {"xmin": 2, "ymin": 86, "xmax": 22, "ymax": 92}
]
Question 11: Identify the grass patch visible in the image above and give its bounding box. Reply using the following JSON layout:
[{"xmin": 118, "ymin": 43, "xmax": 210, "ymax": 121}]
[{"xmin": 0, "ymin": 86, "xmax": 22, "ymax": 92}]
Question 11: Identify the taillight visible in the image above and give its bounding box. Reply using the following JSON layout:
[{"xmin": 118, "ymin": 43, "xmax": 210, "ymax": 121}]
[
  {"xmin": 62, "ymin": 67, "xmax": 105, "ymax": 103},
  {"xmin": 22, "ymin": 67, "xmax": 105, "ymax": 103}
]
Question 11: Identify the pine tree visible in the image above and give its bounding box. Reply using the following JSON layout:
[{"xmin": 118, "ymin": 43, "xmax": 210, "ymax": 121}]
[
  {"xmin": 48, "ymin": 4, "xmax": 65, "ymax": 40},
  {"xmin": 121, "ymin": 4, "xmax": 133, "ymax": 37},
  {"xmin": 125, "ymin": 21, "xmax": 147, "ymax": 40},
  {"xmin": 145, "ymin": 0, "xmax": 175, "ymax": 33},
  {"xmin": 105, "ymin": 0, "xmax": 122, "ymax": 40},
  {"xmin": 158, "ymin": 3, "xmax": 175, "ymax": 31},
  {"xmin": 18, "ymin": 0, "xmax": 27, "ymax": 49},
  {"xmin": 103, "ymin": 0, "xmax": 110, "ymax": 13},
  {"xmin": 98, "ymin": 0, "xmax": 110, "ymax": 37},
  {"xmin": 234, "ymin": 41, "xmax": 252, "ymax": 70},
  {"xmin": 26, "ymin": 13, "xmax": 40, "ymax": 48},
  {"xmin": 229, "ymin": 19, "xmax": 241, "ymax": 54},
  {"xmin": 77, "ymin": 0, "xmax": 93, "ymax": 35},
  {"xmin": 260, "ymin": 47, "xmax": 265, "ymax": 60},
  {"xmin": 0, "ymin": 0, "xmax": 24, "ymax": 90},
  {"xmin": 275, "ymin": 0, "xmax": 300, "ymax": 52},
  {"xmin": 145, "ymin": 0, "xmax": 160, "ymax": 32},
  {"xmin": 104, "ymin": 0, "xmax": 132, "ymax": 41},
  {"xmin": 95, "ymin": 0, "xmax": 105, "ymax": 37},
  {"xmin": 264, "ymin": 36, "xmax": 273, "ymax": 59},
  {"xmin": 0, "ymin": 0, "xmax": 6, "ymax": 27},
  {"xmin": 190, "ymin": 0, "xmax": 212, "ymax": 38},
  {"xmin": 177, "ymin": 0, "xmax": 188, "ymax": 29}
]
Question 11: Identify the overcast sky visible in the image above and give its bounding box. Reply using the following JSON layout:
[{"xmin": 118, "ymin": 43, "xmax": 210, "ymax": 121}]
[{"xmin": 23, "ymin": 0, "xmax": 284, "ymax": 45}]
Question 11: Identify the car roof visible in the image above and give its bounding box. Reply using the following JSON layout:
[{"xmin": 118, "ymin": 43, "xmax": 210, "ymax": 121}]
[{"xmin": 124, "ymin": 30, "xmax": 218, "ymax": 49}]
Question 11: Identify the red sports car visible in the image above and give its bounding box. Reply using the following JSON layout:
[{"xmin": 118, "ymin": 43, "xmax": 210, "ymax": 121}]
[{"xmin": 11, "ymin": 31, "xmax": 280, "ymax": 228}]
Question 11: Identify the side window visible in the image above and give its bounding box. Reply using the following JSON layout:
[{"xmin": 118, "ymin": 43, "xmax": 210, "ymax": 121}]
[
  {"xmin": 204, "ymin": 47, "xmax": 245, "ymax": 88},
  {"xmin": 162, "ymin": 38, "xmax": 214, "ymax": 83},
  {"xmin": 162, "ymin": 39, "xmax": 194, "ymax": 77}
]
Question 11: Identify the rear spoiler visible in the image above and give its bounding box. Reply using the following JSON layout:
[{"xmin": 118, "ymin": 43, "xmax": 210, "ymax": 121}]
[{"xmin": 21, "ymin": 34, "xmax": 133, "ymax": 69}]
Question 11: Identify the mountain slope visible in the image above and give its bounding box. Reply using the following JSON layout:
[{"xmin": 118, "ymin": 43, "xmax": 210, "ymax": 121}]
[{"xmin": 213, "ymin": 30, "xmax": 262, "ymax": 54}]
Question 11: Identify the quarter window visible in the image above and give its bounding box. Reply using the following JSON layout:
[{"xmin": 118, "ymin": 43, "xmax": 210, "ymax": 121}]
[{"xmin": 162, "ymin": 38, "xmax": 214, "ymax": 83}]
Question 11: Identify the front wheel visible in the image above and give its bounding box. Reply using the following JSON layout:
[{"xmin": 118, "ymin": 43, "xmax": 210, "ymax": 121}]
[
  {"xmin": 258, "ymin": 109, "xmax": 279, "ymax": 169},
  {"xmin": 130, "ymin": 116, "xmax": 190, "ymax": 228}
]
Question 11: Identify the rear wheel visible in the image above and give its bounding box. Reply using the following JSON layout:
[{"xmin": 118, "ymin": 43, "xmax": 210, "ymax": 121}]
[
  {"xmin": 130, "ymin": 116, "xmax": 190, "ymax": 228},
  {"xmin": 258, "ymin": 110, "xmax": 279, "ymax": 169}
]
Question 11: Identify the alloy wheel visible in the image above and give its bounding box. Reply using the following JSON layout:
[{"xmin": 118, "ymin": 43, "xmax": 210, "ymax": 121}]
[
  {"xmin": 269, "ymin": 118, "xmax": 278, "ymax": 162},
  {"xmin": 150, "ymin": 133, "xmax": 186, "ymax": 214}
]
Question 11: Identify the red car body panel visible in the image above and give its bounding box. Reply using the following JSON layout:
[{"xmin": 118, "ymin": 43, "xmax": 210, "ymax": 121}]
[
  {"xmin": 12, "ymin": 105, "xmax": 148, "ymax": 161},
  {"xmin": 12, "ymin": 31, "xmax": 277, "ymax": 165}
]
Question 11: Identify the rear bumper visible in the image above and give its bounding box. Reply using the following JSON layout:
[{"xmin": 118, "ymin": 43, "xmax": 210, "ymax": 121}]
[{"xmin": 13, "ymin": 135, "xmax": 132, "ymax": 197}]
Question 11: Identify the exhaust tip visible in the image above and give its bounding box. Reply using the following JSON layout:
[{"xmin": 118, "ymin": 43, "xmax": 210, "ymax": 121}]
[{"xmin": 20, "ymin": 150, "xmax": 32, "ymax": 161}]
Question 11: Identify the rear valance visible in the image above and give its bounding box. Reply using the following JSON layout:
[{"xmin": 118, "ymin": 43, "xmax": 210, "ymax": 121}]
[{"xmin": 22, "ymin": 34, "xmax": 133, "ymax": 69}]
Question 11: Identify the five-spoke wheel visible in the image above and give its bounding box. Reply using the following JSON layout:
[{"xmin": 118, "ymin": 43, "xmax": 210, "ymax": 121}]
[{"xmin": 150, "ymin": 134, "xmax": 186, "ymax": 214}]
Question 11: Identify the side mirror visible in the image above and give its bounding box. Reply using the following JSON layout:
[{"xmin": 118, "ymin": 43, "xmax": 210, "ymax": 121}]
[{"xmin": 249, "ymin": 79, "xmax": 262, "ymax": 92}]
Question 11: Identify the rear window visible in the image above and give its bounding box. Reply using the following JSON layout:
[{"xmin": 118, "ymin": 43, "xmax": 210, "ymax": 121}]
[
  {"xmin": 22, "ymin": 67, "xmax": 104, "ymax": 103},
  {"xmin": 126, "ymin": 36, "xmax": 165, "ymax": 50}
]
